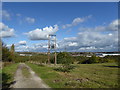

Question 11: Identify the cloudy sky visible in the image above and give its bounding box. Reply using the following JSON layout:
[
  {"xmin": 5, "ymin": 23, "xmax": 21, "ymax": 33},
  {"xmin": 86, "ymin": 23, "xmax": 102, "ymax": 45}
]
[{"xmin": 1, "ymin": 2, "xmax": 119, "ymax": 52}]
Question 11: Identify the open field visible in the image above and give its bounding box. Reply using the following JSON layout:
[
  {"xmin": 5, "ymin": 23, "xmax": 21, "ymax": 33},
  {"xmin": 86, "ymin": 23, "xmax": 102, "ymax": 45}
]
[{"xmin": 27, "ymin": 63, "xmax": 119, "ymax": 88}]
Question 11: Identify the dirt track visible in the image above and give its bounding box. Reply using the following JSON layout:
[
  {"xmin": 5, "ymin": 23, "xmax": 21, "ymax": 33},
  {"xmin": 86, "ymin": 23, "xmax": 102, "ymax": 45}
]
[{"xmin": 11, "ymin": 63, "xmax": 49, "ymax": 88}]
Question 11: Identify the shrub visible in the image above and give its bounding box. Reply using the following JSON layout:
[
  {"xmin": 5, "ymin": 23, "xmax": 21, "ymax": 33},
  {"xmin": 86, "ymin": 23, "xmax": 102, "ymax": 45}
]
[
  {"xmin": 77, "ymin": 56, "xmax": 89, "ymax": 64},
  {"xmin": 50, "ymin": 54, "xmax": 55, "ymax": 64},
  {"xmin": 54, "ymin": 65, "xmax": 75, "ymax": 73},
  {"xmin": 27, "ymin": 54, "xmax": 48, "ymax": 64},
  {"xmin": 57, "ymin": 52, "xmax": 73, "ymax": 64},
  {"xmin": 3, "ymin": 62, "xmax": 13, "ymax": 67},
  {"xmin": 101, "ymin": 55, "xmax": 120, "ymax": 63},
  {"xmin": 81, "ymin": 56, "xmax": 98, "ymax": 64},
  {"xmin": 14, "ymin": 54, "xmax": 30, "ymax": 63}
]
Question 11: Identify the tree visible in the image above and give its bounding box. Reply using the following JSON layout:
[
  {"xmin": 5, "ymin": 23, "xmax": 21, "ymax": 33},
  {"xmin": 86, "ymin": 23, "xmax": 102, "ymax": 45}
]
[
  {"xmin": 57, "ymin": 52, "xmax": 73, "ymax": 64},
  {"xmin": 10, "ymin": 44, "xmax": 15, "ymax": 53},
  {"xmin": 2, "ymin": 42, "xmax": 12, "ymax": 62},
  {"xmin": 0, "ymin": 39, "xmax": 2, "ymax": 61},
  {"xmin": 82, "ymin": 55, "xmax": 98, "ymax": 64},
  {"xmin": 54, "ymin": 52, "xmax": 75, "ymax": 73},
  {"xmin": 10, "ymin": 44, "xmax": 15, "ymax": 61}
]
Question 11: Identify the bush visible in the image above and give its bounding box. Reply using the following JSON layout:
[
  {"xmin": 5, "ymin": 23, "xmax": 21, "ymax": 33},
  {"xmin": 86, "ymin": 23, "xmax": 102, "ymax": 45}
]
[
  {"xmin": 50, "ymin": 54, "xmax": 55, "ymax": 64},
  {"xmin": 81, "ymin": 56, "xmax": 98, "ymax": 64},
  {"xmin": 57, "ymin": 52, "xmax": 73, "ymax": 64},
  {"xmin": 3, "ymin": 62, "xmax": 13, "ymax": 67},
  {"xmin": 77, "ymin": 56, "xmax": 89, "ymax": 64},
  {"xmin": 54, "ymin": 65, "xmax": 75, "ymax": 73},
  {"xmin": 101, "ymin": 55, "xmax": 120, "ymax": 63},
  {"xmin": 14, "ymin": 54, "xmax": 30, "ymax": 63},
  {"xmin": 80, "ymin": 55, "xmax": 120, "ymax": 64},
  {"xmin": 27, "ymin": 54, "xmax": 47, "ymax": 64}
]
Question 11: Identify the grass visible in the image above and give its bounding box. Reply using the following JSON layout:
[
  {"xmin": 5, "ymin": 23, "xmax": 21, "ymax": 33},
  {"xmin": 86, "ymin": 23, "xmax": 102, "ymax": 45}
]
[
  {"xmin": 2, "ymin": 63, "xmax": 18, "ymax": 88},
  {"xmin": 27, "ymin": 63, "xmax": 118, "ymax": 88},
  {"xmin": 27, "ymin": 63, "xmax": 67, "ymax": 88},
  {"xmin": 22, "ymin": 67, "xmax": 30, "ymax": 78},
  {"xmin": 0, "ymin": 69, "xmax": 2, "ymax": 73}
]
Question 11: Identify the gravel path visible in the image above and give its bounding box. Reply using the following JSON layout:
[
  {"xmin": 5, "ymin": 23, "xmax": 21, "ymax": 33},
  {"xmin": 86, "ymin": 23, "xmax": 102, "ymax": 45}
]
[{"xmin": 11, "ymin": 63, "xmax": 50, "ymax": 88}]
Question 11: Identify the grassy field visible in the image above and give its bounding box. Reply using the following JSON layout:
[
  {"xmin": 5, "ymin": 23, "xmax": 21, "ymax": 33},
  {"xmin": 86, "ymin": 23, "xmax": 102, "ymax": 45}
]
[
  {"xmin": 27, "ymin": 63, "xmax": 118, "ymax": 88},
  {"xmin": 2, "ymin": 63, "xmax": 18, "ymax": 88}
]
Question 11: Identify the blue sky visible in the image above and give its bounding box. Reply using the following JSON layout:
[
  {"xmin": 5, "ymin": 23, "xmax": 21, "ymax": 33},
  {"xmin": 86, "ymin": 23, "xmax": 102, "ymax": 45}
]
[{"xmin": 1, "ymin": 2, "xmax": 118, "ymax": 52}]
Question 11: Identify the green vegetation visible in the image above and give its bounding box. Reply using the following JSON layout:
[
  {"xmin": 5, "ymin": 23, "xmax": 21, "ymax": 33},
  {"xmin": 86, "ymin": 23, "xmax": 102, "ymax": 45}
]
[
  {"xmin": 2, "ymin": 63, "xmax": 18, "ymax": 88},
  {"xmin": 57, "ymin": 52, "xmax": 73, "ymax": 64},
  {"xmin": 2, "ymin": 43, "xmax": 13, "ymax": 62},
  {"xmin": 1, "ymin": 41, "xmax": 119, "ymax": 88},
  {"xmin": 13, "ymin": 51, "xmax": 119, "ymax": 65},
  {"xmin": 30, "ymin": 54, "xmax": 48, "ymax": 64},
  {"xmin": 54, "ymin": 52, "xmax": 74, "ymax": 72},
  {"xmin": 14, "ymin": 55, "xmax": 30, "ymax": 63},
  {"xmin": 27, "ymin": 63, "xmax": 118, "ymax": 88},
  {"xmin": 27, "ymin": 63, "xmax": 63, "ymax": 88},
  {"xmin": 22, "ymin": 67, "xmax": 30, "ymax": 78},
  {"xmin": 0, "ymin": 69, "xmax": 2, "ymax": 73},
  {"xmin": 10, "ymin": 44, "xmax": 15, "ymax": 53},
  {"xmin": 54, "ymin": 65, "xmax": 75, "ymax": 73},
  {"xmin": 10, "ymin": 44, "xmax": 15, "ymax": 61},
  {"xmin": 74, "ymin": 55, "xmax": 119, "ymax": 64},
  {"xmin": 13, "ymin": 53, "xmax": 48, "ymax": 64}
]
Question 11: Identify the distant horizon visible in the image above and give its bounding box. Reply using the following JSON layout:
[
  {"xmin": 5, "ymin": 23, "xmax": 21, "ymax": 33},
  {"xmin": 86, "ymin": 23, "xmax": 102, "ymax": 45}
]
[{"xmin": 16, "ymin": 51, "xmax": 120, "ymax": 53}]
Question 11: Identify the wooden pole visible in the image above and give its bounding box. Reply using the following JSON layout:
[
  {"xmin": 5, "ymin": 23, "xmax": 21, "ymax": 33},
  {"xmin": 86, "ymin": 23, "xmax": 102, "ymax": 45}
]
[
  {"xmin": 54, "ymin": 36, "xmax": 57, "ymax": 65},
  {"xmin": 48, "ymin": 35, "xmax": 50, "ymax": 64}
]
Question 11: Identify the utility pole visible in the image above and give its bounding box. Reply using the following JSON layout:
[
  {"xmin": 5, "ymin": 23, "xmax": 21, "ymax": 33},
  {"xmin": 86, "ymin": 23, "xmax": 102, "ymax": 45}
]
[
  {"xmin": 54, "ymin": 35, "xmax": 57, "ymax": 65},
  {"xmin": 48, "ymin": 35, "xmax": 50, "ymax": 64},
  {"xmin": 47, "ymin": 34, "xmax": 57, "ymax": 65}
]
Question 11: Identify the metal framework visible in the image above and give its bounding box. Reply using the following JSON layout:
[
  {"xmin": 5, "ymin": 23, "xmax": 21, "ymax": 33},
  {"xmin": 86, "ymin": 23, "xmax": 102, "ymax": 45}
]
[{"xmin": 48, "ymin": 34, "xmax": 57, "ymax": 65}]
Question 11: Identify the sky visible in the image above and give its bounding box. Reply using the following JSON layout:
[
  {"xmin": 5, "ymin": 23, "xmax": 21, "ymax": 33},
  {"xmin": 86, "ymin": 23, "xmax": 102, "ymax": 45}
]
[{"xmin": 0, "ymin": 2, "xmax": 119, "ymax": 52}]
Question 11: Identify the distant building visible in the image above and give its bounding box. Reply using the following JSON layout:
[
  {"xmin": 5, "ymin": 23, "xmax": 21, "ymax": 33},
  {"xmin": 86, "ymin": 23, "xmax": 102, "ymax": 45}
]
[
  {"xmin": 19, "ymin": 54, "xmax": 32, "ymax": 56},
  {"xmin": 95, "ymin": 53, "xmax": 120, "ymax": 57},
  {"xmin": 95, "ymin": 53, "xmax": 104, "ymax": 57},
  {"xmin": 71, "ymin": 52, "xmax": 120, "ymax": 57}
]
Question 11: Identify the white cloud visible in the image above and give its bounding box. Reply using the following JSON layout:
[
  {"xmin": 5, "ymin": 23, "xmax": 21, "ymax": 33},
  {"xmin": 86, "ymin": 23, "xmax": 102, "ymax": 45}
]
[
  {"xmin": 108, "ymin": 33, "xmax": 112, "ymax": 36},
  {"xmin": 6, "ymin": 44, "xmax": 12, "ymax": 48},
  {"xmin": 25, "ymin": 25, "xmax": 58, "ymax": 40},
  {"xmin": 0, "ymin": 22, "xmax": 15, "ymax": 38},
  {"xmin": 42, "ymin": 45, "xmax": 48, "ymax": 48},
  {"xmin": 64, "ymin": 37, "xmax": 77, "ymax": 41},
  {"xmin": 79, "ymin": 19, "xmax": 119, "ymax": 32},
  {"xmin": 15, "ymin": 44, "xmax": 48, "ymax": 52},
  {"xmin": 72, "ymin": 18, "xmax": 85, "ymax": 25},
  {"xmin": 15, "ymin": 45, "xmax": 29, "ymax": 52},
  {"xmin": 15, "ymin": 41, "xmax": 60, "ymax": 52},
  {"xmin": 58, "ymin": 19, "xmax": 118, "ymax": 52},
  {"xmin": 68, "ymin": 42, "xmax": 78, "ymax": 47},
  {"xmin": 2, "ymin": 10, "xmax": 10, "ymax": 20},
  {"xmin": 108, "ymin": 19, "xmax": 120, "ymax": 31},
  {"xmin": 18, "ymin": 40, "xmax": 27, "ymax": 45},
  {"xmin": 62, "ymin": 15, "xmax": 92, "ymax": 29},
  {"xmin": 11, "ymin": 19, "xmax": 118, "ymax": 52},
  {"xmin": 25, "ymin": 17, "xmax": 35, "ymax": 24},
  {"xmin": 14, "ymin": 40, "xmax": 27, "ymax": 47}
]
